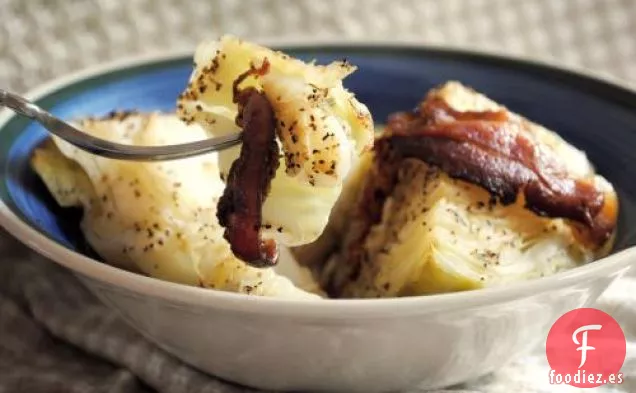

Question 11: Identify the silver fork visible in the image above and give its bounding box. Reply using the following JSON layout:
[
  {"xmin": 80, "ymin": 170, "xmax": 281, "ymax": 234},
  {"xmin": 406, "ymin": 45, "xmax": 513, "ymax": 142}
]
[{"xmin": 0, "ymin": 89, "xmax": 243, "ymax": 161}]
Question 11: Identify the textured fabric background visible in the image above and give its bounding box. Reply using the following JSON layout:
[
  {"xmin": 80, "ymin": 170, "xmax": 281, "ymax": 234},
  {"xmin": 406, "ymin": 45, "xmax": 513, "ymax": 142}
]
[
  {"xmin": 1, "ymin": 0, "xmax": 635, "ymax": 93},
  {"xmin": 1, "ymin": 1, "xmax": 636, "ymax": 392}
]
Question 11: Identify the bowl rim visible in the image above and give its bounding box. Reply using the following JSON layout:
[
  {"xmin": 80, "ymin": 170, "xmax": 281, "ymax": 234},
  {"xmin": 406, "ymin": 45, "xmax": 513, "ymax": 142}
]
[{"xmin": 1, "ymin": 37, "xmax": 635, "ymax": 318}]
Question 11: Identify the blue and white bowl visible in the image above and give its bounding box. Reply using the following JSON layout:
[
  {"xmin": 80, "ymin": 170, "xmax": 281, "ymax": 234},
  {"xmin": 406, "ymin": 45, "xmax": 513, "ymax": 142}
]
[{"xmin": 0, "ymin": 41, "xmax": 635, "ymax": 392}]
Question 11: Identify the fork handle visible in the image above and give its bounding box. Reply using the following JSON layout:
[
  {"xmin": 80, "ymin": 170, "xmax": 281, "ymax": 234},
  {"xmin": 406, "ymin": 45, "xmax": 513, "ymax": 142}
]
[
  {"xmin": 1, "ymin": 89, "xmax": 46, "ymax": 120},
  {"xmin": 0, "ymin": 88, "xmax": 243, "ymax": 162}
]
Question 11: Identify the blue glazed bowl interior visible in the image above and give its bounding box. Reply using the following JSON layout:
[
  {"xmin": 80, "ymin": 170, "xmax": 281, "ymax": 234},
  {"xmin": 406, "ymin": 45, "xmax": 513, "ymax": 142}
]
[{"xmin": 2, "ymin": 46, "xmax": 636, "ymax": 267}]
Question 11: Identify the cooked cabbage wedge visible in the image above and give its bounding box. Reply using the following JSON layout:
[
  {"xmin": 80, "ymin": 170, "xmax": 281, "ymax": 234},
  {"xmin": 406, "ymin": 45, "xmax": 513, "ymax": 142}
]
[
  {"xmin": 31, "ymin": 112, "xmax": 322, "ymax": 299},
  {"xmin": 177, "ymin": 35, "xmax": 374, "ymax": 247},
  {"xmin": 305, "ymin": 82, "xmax": 617, "ymax": 298}
]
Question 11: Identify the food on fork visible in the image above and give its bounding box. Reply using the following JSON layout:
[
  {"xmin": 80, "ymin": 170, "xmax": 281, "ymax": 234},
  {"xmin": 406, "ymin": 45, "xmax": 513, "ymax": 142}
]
[
  {"xmin": 177, "ymin": 35, "xmax": 374, "ymax": 268},
  {"xmin": 296, "ymin": 82, "xmax": 618, "ymax": 298},
  {"xmin": 31, "ymin": 112, "xmax": 322, "ymax": 299}
]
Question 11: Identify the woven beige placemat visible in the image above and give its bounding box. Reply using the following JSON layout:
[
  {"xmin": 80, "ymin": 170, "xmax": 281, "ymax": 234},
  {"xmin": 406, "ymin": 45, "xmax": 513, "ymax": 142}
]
[{"xmin": 1, "ymin": 0, "xmax": 635, "ymax": 93}]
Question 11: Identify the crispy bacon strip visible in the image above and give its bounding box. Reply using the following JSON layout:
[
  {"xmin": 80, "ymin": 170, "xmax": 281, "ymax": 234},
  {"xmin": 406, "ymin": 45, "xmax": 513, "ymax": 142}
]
[
  {"xmin": 217, "ymin": 60, "xmax": 281, "ymax": 268},
  {"xmin": 381, "ymin": 97, "xmax": 616, "ymax": 247}
]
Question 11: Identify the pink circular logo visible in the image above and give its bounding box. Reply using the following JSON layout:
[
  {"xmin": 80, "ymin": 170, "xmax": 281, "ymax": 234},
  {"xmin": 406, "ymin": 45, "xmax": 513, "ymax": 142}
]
[{"xmin": 546, "ymin": 308, "xmax": 626, "ymax": 388}]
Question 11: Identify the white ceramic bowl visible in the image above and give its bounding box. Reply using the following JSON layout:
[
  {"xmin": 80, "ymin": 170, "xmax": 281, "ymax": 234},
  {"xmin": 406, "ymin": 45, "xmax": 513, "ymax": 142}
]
[{"xmin": 1, "ymin": 42, "xmax": 635, "ymax": 392}]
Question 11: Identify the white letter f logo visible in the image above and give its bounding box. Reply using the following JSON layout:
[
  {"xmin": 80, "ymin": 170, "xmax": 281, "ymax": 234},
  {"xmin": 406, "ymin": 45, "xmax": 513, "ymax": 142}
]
[{"xmin": 572, "ymin": 324, "xmax": 602, "ymax": 368}]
